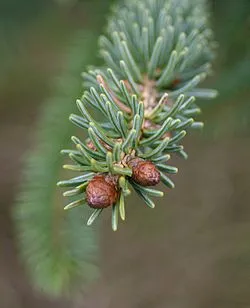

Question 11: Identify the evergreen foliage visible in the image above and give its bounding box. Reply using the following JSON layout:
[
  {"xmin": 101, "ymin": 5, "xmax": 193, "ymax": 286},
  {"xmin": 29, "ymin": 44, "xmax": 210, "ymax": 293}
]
[
  {"xmin": 58, "ymin": 0, "xmax": 217, "ymax": 230},
  {"xmin": 14, "ymin": 0, "xmax": 218, "ymax": 297},
  {"xmin": 14, "ymin": 32, "xmax": 99, "ymax": 296}
]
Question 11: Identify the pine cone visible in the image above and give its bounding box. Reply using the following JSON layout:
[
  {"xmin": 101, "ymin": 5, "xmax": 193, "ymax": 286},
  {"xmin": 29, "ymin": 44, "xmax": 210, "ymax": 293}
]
[
  {"xmin": 128, "ymin": 158, "xmax": 160, "ymax": 187},
  {"xmin": 86, "ymin": 174, "xmax": 119, "ymax": 209}
]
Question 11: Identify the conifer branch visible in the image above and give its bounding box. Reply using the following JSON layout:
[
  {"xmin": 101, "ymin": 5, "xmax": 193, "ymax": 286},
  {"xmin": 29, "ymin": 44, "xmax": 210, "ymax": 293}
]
[
  {"xmin": 14, "ymin": 32, "xmax": 100, "ymax": 296},
  {"xmin": 58, "ymin": 0, "xmax": 218, "ymax": 231}
]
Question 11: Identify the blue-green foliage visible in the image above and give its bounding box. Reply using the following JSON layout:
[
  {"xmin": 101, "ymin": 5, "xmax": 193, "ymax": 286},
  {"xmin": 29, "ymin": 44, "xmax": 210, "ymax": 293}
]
[
  {"xmin": 98, "ymin": 0, "xmax": 216, "ymax": 94},
  {"xmin": 59, "ymin": 0, "xmax": 217, "ymax": 230},
  {"xmin": 14, "ymin": 32, "xmax": 99, "ymax": 296}
]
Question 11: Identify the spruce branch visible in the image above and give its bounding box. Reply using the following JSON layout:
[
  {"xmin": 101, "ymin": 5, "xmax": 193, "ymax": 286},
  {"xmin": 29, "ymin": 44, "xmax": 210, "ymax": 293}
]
[
  {"xmin": 58, "ymin": 0, "xmax": 218, "ymax": 231},
  {"xmin": 14, "ymin": 32, "xmax": 100, "ymax": 296}
]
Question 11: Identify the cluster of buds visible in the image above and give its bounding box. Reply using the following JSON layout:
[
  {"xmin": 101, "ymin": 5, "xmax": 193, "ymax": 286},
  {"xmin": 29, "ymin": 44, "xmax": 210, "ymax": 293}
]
[{"xmin": 86, "ymin": 158, "xmax": 160, "ymax": 210}]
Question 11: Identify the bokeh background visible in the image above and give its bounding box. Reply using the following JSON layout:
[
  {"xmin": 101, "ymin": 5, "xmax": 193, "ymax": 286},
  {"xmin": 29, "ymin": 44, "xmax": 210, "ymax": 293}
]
[{"xmin": 0, "ymin": 0, "xmax": 249, "ymax": 307}]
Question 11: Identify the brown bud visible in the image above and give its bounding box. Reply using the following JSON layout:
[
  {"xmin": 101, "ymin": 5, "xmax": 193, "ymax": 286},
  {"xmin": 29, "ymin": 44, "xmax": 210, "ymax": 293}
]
[
  {"xmin": 164, "ymin": 131, "xmax": 172, "ymax": 139},
  {"xmin": 86, "ymin": 141, "xmax": 97, "ymax": 151},
  {"xmin": 86, "ymin": 175, "xmax": 119, "ymax": 209},
  {"xmin": 128, "ymin": 158, "xmax": 160, "ymax": 187},
  {"xmin": 172, "ymin": 78, "xmax": 181, "ymax": 86},
  {"xmin": 169, "ymin": 78, "xmax": 181, "ymax": 90}
]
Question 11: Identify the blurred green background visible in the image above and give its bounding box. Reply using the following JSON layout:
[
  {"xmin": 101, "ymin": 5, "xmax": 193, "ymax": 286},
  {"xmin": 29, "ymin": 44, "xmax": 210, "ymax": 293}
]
[{"xmin": 0, "ymin": 0, "xmax": 249, "ymax": 307}]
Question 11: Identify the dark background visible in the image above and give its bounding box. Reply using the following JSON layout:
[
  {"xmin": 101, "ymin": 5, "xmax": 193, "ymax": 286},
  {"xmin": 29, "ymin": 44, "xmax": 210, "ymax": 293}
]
[{"xmin": 0, "ymin": 0, "xmax": 249, "ymax": 307}]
